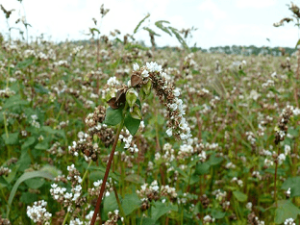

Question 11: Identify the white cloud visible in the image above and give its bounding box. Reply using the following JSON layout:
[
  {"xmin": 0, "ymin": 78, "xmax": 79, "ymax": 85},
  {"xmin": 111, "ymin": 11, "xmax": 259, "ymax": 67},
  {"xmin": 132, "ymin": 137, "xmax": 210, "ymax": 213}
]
[
  {"xmin": 198, "ymin": 0, "xmax": 227, "ymax": 19},
  {"xmin": 236, "ymin": 0, "xmax": 277, "ymax": 9},
  {"xmin": 204, "ymin": 19, "xmax": 216, "ymax": 30}
]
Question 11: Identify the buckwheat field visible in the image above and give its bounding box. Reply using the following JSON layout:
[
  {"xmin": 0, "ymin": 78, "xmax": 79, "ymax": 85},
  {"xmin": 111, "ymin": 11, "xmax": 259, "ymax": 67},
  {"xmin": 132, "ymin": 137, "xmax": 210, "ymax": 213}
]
[{"xmin": 1, "ymin": 2, "xmax": 300, "ymax": 225}]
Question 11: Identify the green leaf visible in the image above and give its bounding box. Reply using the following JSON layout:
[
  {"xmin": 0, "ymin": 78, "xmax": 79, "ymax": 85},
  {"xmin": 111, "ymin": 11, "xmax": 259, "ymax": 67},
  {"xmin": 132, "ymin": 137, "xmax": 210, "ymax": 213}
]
[
  {"xmin": 168, "ymin": 27, "xmax": 189, "ymax": 51},
  {"xmin": 195, "ymin": 162, "xmax": 210, "ymax": 175},
  {"xmin": 125, "ymin": 174, "xmax": 145, "ymax": 184},
  {"xmin": 275, "ymin": 200, "xmax": 300, "ymax": 224},
  {"xmin": 20, "ymin": 192, "xmax": 38, "ymax": 204},
  {"xmin": 155, "ymin": 20, "xmax": 172, "ymax": 36},
  {"xmin": 24, "ymin": 177, "xmax": 45, "ymax": 189},
  {"xmin": 121, "ymin": 193, "xmax": 141, "ymax": 216},
  {"xmin": 35, "ymin": 141, "xmax": 49, "ymax": 150},
  {"xmin": 134, "ymin": 13, "xmax": 150, "ymax": 34},
  {"xmin": 103, "ymin": 192, "xmax": 118, "ymax": 215},
  {"xmin": 124, "ymin": 43, "xmax": 149, "ymax": 51},
  {"xmin": 3, "ymin": 99, "xmax": 29, "ymax": 109},
  {"xmin": 211, "ymin": 209, "xmax": 226, "ymax": 219},
  {"xmin": 208, "ymin": 154, "xmax": 223, "ymax": 166},
  {"xmin": 21, "ymin": 136, "xmax": 36, "ymax": 150},
  {"xmin": 233, "ymin": 191, "xmax": 247, "ymax": 202},
  {"xmin": 281, "ymin": 176, "xmax": 300, "ymax": 197},
  {"xmin": 151, "ymin": 202, "xmax": 177, "ymax": 222},
  {"xmin": 7, "ymin": 170, "xmax": 55, "ymax": 217},
  {"xmin": 143, "ymin": 27, "xmax": 161, "ymax": 36},
  {"xmin": 124, "ymin": 112, "xmax": 140, "ymax": 136},
  {"xmin": 103, "ymin": 107, "xmax": 123, "ymax": 126},
  {"xmin": 296, "ymin": 39, "xmax": 300, "ymax": 49},
  {"xmin": 1, "ymin": 133, "xmax": 19, "ymax": 145}
]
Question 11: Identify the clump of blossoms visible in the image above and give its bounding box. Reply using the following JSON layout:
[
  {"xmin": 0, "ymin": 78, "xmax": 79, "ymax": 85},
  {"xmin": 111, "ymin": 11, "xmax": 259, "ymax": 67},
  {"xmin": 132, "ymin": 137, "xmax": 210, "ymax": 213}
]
[
  {"xmin": 0, "ymin": 166, "xmax": 11, "ymax": 176},
  {"xmin": 50, "ymin": 164, "xmax": 86, "ymax": 212},
  {"xmin": 26, "ymin": 200, "xmax": 52, "ymax": 225},
  {"xmin": 274, "ymin": 106, "xmax": 293, "ymax": 145},
  {"xmin": 129, "ymin": 62, "xmax": 191, "ymax": 140},
  {"xmin": 137, "ymin": 180, "xmax": 177, "ymax": 211}
]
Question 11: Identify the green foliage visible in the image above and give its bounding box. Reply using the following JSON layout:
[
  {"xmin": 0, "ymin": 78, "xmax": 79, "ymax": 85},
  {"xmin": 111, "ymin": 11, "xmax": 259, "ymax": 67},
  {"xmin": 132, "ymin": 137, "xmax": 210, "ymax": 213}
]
[
  {"xmin": 133, "ymin": 13, "xmax": 150, "ymax": 34},
  {"xmin": 155, "ymin": 20, "xmax": 172, "ymax": 36},
  {"xmin": 124, "ymin": 111, "xmax": 140, "ymax": 135},
  {"xmin": 103, "ymin": 107, "xmax": 124, "ymax": 126},
  {"xmin": 274, "ymin": 200, "xmax": 300, "ymax": 224}
]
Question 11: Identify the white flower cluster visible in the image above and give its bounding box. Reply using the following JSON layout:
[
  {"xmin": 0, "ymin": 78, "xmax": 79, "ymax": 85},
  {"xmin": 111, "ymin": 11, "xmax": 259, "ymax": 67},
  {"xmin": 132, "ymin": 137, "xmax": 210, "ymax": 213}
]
[
  {"xmin": 67, "ymin": 164, "xmax": 83, "ymax": 183},
  {"xmin": 0, "ymin": 87, "xmax": 16, "ymax": 98},
  {"xmin": 26, "ymin": 200, "xmax": 52, "ymax": 224},
  {"xmin": 53, "ymin": 60, "xmax": 69, "ymax": 67},
  {"xmin": 284, "ymin": 218, "xmax": 295, "ymax": 225},
  {"xmin": 23, "ymin": 49, "xmax": 35, "ymax": 58},
  {"xmin": 107, "ymin": 76, "xmax": 120, "ymax": 86},
  {"xmin": 0, "ymin": 166, "xmax": 12, "ymax": 176},
  {"xmin": 120, "ymin": 129, "xmax": 139, "ymax": 153},
  {"xmin": 203, "ymin": 215, "xmax": 215, "ymax": 224},
  {"xmin": 155, "ymin": 143, "xmax": 175, "ymax": 166},
  {"xmin": 213, "ymin": 189, "xmax": 227, "ymax": 202},
  {"xmin": 30, "ymin": 114, "xmax": 40, "ymax": 128},
  {"xmin": 231, "ymin": 177, "xmax": 243, "ymax": 187},
  {"xmin": 245, "ymin": 131, "xmax": 256, "ymax": 145},
  {"xmin": 70, "ymin": 218, "xmax": 85, "ymax": 225},
  {"xmin": 246, "ymin": 202, "xmax": 252, "ymax": 210}
]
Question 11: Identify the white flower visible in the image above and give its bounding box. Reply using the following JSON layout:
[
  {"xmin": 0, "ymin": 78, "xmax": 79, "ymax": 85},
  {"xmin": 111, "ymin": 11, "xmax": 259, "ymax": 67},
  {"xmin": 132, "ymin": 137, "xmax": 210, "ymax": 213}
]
[
  {"xmin": 246, "ymin": 202, "xmax": 252, "ymax": 210},
  {"xmin": 284, "ymin": 218, "xmax": 295, "ymax": 225},
  {"xmin": 278, "ymin": 154, "xmax": 286, "ymax": 165},
  {"xmin": 133, "ymin": 63, "xmax": 139, "ymax": 71},
  {"xmin": 141, "ymin": 70, "xmax": 149, "ymax": 78},
  {"xmin": 166, "ymin": 128, "xmax": 172, "ymax": 137},
  {"xmin": 173, "ymin": 88, "xmax": 181, "ymax": 97}
]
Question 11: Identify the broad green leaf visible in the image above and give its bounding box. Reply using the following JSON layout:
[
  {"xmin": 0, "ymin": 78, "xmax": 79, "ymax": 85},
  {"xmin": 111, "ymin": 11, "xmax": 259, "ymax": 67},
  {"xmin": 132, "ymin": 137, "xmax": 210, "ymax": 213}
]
[
  {"xmin": 121, "ymin": 193, "xmax": 141, "ymax": 216},
  {"xmin": 24, "ymin": 178, "xmax": 45, "ymax": 189},
  {"xmin": 124, "ymin": 112, "xmax": 140, "ymax": 135},
  {"xmin": 211, "ymin": 209, "xmax": 226, "ymax": 219},
  {"xmin": 281, "ymin": 176, "xmax": 300, "ymax": 197},
  {"xmin": 125, "ymin": 174, "xmax": 145, "ymax": 184},
  {"xmin": 233, "ymin": 191, "xmax": 247, "ymax": 202},
  {"xmin": 208, "ymin": 154, "xmax": 223, "ymax": 166},
  {"xmin": 103, "ymin": 107, "xmax": 123, "ymax": 126},
  {"xmin": 195, "ymin": 162, "xmax": 210, "ymax": 175},
  {"xmin": 7, "ymin": 171, "xmax": 55, "ymax": 217},
  {"xmin": 1, "ymin": 133, "xmax": 19, "ymax": 145},
  {"xmin": 3, "ymin": 98, "xmax": 29, "ymax": 109},
  {"xmin": 34, "ymin": 141, "xmax": 49, "ymax": 150},
  {"xmin": 21, "ymin": 136, "xmax": 36, "ymax": 150},
  {"xmin": 275, "ymin": 200, "xmax": 300, "ymax": 224},
  {"xmin": 151, "ymin": 201, "xmax": 177, "ymax": 222},
  {"xmin": 20, "ymin": 192, "xmax": 38, "ymax": 204},
  {"xmin": 103, "ymin": 192, "xmax": 118, "ymax": 215}
]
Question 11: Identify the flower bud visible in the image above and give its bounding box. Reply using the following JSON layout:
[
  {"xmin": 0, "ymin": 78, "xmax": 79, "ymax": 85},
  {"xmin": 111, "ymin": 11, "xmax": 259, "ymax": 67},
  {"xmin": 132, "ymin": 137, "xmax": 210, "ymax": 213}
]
[
  {"xmin": 126, "ymin": 89, "xmax": 138, "ymax": 108},
  {"xmin": 142, "ymin": 79, "xmax": 152, "ymax": 95},
  {"xmin": 130, "ymin": 105, "xmax": 142, "ymax": 120}
]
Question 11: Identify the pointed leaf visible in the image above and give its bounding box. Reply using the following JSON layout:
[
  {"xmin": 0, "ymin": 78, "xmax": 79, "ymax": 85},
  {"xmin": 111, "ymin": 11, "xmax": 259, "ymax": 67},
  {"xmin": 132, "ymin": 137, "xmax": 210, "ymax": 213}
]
[
  {"xmin": 124, "ymin": 112, "xmax": 140, "ymax": 136},
  {"xmin": 103, "ymin": 107, "xmax": 123, "ymax": 126}
]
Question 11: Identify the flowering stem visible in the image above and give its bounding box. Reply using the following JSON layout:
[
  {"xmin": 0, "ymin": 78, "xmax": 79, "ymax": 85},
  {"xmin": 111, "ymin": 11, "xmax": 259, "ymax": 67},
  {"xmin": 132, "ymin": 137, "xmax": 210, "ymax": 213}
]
[
  {"xmin": 62, "ymin": 211, "xmax": 69, "ymax": 225},
  {"xmin": 90, "ymin": 104, "xmax": 127, "ymax": 225},
  {"xmin": 82, "ymin": 160, "xmax": 93, "ymax": 184},
  {"xmin": 274, "ymin": 145, "xmax": 280, "ymax": 208}
]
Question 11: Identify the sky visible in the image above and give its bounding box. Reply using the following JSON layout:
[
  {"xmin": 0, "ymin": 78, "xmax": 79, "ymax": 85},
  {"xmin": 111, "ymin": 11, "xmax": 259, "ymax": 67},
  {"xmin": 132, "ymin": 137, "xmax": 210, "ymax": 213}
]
[{"xmin": 0, "ymin": 0, "xmax": 299, "ymax": 48}]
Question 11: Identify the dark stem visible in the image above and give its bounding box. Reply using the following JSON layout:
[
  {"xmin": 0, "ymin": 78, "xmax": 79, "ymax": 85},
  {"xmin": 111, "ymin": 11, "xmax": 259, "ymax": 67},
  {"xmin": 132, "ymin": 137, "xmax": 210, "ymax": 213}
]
[
  {"xmin": 90, "ymin": 118, "xmax": 125, "ymax": 225},
  {"xmin": 274, "ymin": 145, "xmax": 280, "ymax": 208}
]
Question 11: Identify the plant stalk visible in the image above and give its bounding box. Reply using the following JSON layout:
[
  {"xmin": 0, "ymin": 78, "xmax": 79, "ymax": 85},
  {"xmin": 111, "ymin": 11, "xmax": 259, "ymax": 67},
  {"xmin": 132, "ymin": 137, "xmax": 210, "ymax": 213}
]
[{"xmin": 90, "ymin": 110, "xmax": 126, "ymax": 225}]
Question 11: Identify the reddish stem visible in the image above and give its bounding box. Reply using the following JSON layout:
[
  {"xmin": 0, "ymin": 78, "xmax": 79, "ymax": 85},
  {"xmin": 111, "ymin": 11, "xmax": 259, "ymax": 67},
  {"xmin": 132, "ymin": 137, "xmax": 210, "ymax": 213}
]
[{"xmin": 90, "ymin": 123, "xmax": 124, "ymax": 225}]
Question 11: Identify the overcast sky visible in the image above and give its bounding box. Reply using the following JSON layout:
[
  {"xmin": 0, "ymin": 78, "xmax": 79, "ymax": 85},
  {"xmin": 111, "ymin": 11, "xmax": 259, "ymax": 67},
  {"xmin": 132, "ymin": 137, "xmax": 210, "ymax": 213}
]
[{"xmin": 0, "ymin": 0, "xmax": 299, "ymax": 48}]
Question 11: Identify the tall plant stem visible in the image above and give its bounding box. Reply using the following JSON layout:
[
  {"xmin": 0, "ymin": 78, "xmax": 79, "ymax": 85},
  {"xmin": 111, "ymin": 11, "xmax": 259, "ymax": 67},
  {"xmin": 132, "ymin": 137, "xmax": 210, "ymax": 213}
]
[
  {"xmin": 274, "ymin": 145, "xmax": 280, "ymax": 208},
  {"xmin": 90, "ymin": 111, "xmax": 126, "ymax": 225}
]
